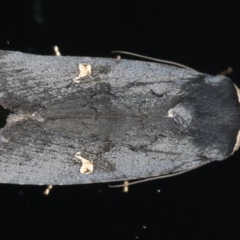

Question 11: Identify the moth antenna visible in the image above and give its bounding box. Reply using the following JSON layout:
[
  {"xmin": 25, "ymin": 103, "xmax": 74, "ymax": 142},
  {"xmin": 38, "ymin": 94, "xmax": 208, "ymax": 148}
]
[
  {"xmin": 111, "ymin": 50, "xmax": 197, "ymax": 72},
  {"xmin": 109, "ymin": 163, "xmax": 209, "ymax": 188}
]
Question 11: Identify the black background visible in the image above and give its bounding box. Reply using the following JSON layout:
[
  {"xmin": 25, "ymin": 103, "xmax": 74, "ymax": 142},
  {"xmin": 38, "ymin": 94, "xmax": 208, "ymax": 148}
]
[{"xmin": 0, "ymin": 1, "xmax": 240, "ymax": 239}]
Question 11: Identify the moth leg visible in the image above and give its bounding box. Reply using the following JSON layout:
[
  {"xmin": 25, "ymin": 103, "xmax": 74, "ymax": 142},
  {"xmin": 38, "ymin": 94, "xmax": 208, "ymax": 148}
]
[
  {"xmin": 220, "ymin": 67, "xmax": 233, "ymax": 76},
  {"xmin": 123, "ymin": 181, "xmax": 129, "ymax": 193},
  {"xmin": 53, "ymin": 45, "xmax": 61, "ymax": 56},
  {"xmin": 115, "ymin": 54, "xmax": 121, "ymax": 61},
  {"xmin": 43, "ymin": 185, "xmax": 53, "ymax": 195}
]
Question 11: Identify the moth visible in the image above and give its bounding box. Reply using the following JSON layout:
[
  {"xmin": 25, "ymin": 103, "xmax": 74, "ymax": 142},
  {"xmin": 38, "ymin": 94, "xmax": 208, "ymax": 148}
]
[{"xmin": 0, "ymin": 50, "xmax": 239, "ymax": 185}]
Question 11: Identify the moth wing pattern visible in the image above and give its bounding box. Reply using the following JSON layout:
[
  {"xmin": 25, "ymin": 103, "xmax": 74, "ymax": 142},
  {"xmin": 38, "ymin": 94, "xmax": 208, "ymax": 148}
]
[{"xmin": 0, "ymin": 50, "xmax": 239, "ymax": 184}]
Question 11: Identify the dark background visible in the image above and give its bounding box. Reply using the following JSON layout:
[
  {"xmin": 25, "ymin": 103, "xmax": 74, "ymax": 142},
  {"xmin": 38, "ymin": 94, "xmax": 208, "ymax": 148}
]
[{"xmin": 0, "ymin": 0, "xmax": 240, "ymax": 239}]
